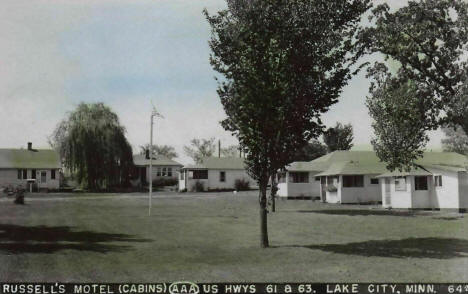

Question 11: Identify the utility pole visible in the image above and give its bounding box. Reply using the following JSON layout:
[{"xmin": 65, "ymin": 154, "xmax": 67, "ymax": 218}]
[
  {"xmin": 149, "ymin": 113, "xmax": 154, "ymax": 216},
  {"xmin": 149, "ymin": 105, "xmax": 163, "ymax": 216}
]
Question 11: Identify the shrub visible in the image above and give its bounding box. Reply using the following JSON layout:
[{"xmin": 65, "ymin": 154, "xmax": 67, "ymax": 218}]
[
  {"xmin": 327, "ymin": 184, "xmax": 337, "ymax": 192},
  {"xmin": 192, "ymin": 181, "xmax": 205, "ymax": 192},
  {"xmin": 234, "ymin": 178, "xmax": 250, "ymax": 191},
  {"xmin": 152, "ymin": 178, "xmax": 178, "ymax": 188}
]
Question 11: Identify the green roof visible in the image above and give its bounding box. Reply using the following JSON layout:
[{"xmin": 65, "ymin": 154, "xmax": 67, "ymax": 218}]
[
  {"xmin": 377, "ymin": 167, "xmax": 433, "ymax": 178},
  {"xmin": 133, "ymin": 154, "xmax": 182, "ymax": 167},
  {"xmin": 183, "ymin": 157, "xmax": 246, "ymax": 170},
  {"xmin": 415, "ymin": 152, "xmax": 468, "ymax": 167},
  {"xmin": 289, "ymin": 151, "xmax": 387, "ymax": 175},
  {"xmin": 288, "ymin": 151, "xmax": 467, "ymax": 176},
  {"xmin": 0, "ymin": 149, "xmax": 61, "ymax": 169}
]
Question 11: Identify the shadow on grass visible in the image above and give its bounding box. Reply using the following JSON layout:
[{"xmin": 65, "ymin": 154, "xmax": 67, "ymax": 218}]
[
  {"xmin": 281, "ymin": 237, "xmax": 468, "ymax": 259},
  {"xmin": 0, "ymin": 224, "xmax": 151, "ymax": 254},
  {"xmin": 296, "ymin": 209, "xmax": 415, "ymax": 217}
]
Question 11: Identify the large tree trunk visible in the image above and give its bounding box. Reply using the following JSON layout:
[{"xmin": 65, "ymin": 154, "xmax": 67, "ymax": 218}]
[
  {"xmin": 270, "ymin": 172, "xmax": 277, "ymax": 213},
  {"xmin": 259, "ymin": 179, "xmax": 269, "ymax": 248}
]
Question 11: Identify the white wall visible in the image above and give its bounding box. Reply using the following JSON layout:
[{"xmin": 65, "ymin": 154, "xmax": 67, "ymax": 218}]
[
  {"xmin": 458, "ymin": 172, "xmax": 468, "ymax": 209},
  {"xmin": 386, "ymin": 176, "xmax": 413, "ymax": 209},
  {"xmin": 0, "ymin": 169, "xmax": 60, "ymax": 190},
  {"xmin": 207, "ymin": 169, "xmax": 254, "ymax": 190},
  {"xmin": 178, "ymin": 169, "xmax": 187, "ymax": 191},
  {"xmin": 340, "ymin": 175, "xmax": 381, "ymax": 204},
  {"xmin": 277, "ymin": 171, "xmax": 321, "ymax": 197},
  {"xmin": 429, "ymin": 168, "xmax": 459, "ymax": 209},
  {"xmin": 180, "ymin": 169, "xmax": 254, "ymax": 192}
]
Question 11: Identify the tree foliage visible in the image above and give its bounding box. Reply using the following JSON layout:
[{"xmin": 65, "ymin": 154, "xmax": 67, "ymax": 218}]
[
  {"xmin": 442, "ymin": 125, "xmax": 468, "ymax": 155},
  {"xmin": 205, "ymin": 0, "xmax": 371, "ymax": 247},
  {"xmin": 221, "ymin": 144, "xmax": 240, "ymax": 158},
  {"xmin": 293, "ymin": 139, "xmax": 327, "ymax": 162},
  {"xmin": 140, "ymin": 144, "xmax": 178, "ymax": 159},
  {"xmin": 183, "ymin": 138, "xmax": 216, "ymax": 164},
  {"xmin": 323, "ymin": 122, "xmax": 354, "ymax": 152},
  {"xmin": 50, "ymin": 103, "xmax": 133, "ymax": 190},
  {"xmin": 366, "ymin": 64, "xmax": 432, "ymax": 171},
  {"xmin": 360, "ymin": 0, "xmax": 468, "ymax": 169}
]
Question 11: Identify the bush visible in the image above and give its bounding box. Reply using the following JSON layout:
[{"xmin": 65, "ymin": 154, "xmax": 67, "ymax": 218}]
[
  {"xmin": 234, "ymin": 178, "xmax": 250, "ymax": 191},
  {"xmin": 152, "ymin": 178, "xmax": 178, "ymax": 188},
  {"xmin": 327, "ymin": 184, "xmax": 337, "ymax": 192},
  {"xmin": 192, "ymin": 181, "xmax": 205, "ymax": 192}
]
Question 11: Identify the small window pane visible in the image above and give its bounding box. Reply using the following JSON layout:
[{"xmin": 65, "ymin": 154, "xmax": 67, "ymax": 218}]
[
  {"xmin": 370, "ymin": 178, "xmax": 379, "ymax": 185},
  {"xmin": 415, "ymin": 176, "xmax": 428, "ymax": 190},
  {"xmin": 343, "ymin": 175, "xmax": 364, "ymax": 187},
  {"xmin": 23, "ymin": 169, "xmax": 27, "ymax": 179},
  {"xmin": 168, "ymin": 167, "xmax": 172, "ymax": 177},
  {"xmin": 156, "ymin": 168, "xmax": 161, "ymax": 177},
  {"xmin": 193, "ymin": 170, "xmax": 208, "ymax": 179},
  {"xmin": 289, "ymin": 172, "xmax": 308, "ymax": 183},
  {"xmin": 51, "ymin": 170, "xmax": 56, "ymax": 180},
  {"xmin": 18, "ymin": 170, "xmax": 22, "ymax": 179},
  {"xmin": 220, "ymin": 171, "xmax": 226, "ymax": 182},
  {"xmin": 31, "ymin": 169, "xmax": 36, "ymax": 179}
]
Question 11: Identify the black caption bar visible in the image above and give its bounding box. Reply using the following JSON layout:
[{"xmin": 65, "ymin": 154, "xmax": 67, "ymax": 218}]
[{"xmin": 1, "ymin": 283, "xmax": 467, "ymax": 294}]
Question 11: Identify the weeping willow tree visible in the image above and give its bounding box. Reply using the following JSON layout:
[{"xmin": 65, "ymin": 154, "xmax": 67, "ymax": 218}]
[{"xmin": 50, "ymin": 103, "xmax": 134, "ymax": 190}]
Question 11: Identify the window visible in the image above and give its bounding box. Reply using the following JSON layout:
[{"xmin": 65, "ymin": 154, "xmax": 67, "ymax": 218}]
[
  {"xmin": 370, "ymin": 178, "xmax": 379, "ymax": 185},
  {"xmin": 289, "ymin": 172, "xmax": 309, "ymax": 183},
  {"xmin": 168, "ymin": 167, "xmax": 172, "ymax": 177},
  {"xmin": 156, "ymin": 168, "xmax": 161, "ymax": 177},
  {"xmin": 162, "ymin": 167, "xmax": 167, "ymax": 177},
  {"xmin": 395, "ymin": 177, "xmax": 407, "ymax": 191},
  {"xmin": 220, "ymin": 171, "xmax": 226, "ymax": 182},
  {"xmin": 315, "ymin": 176, "xmax": 321, "ymax": 181},
  {"xmin": 17, "ymin": 170, "xmax": 22, "ymax": 179},
  {"xmin": 192, "ymin": 170, "xmax": 208, "ymax": 179},
  {"xmin": 278, "ymin": 172, "xmax": 286, "ymax": 183},
  {"xmin": 434, "ymin": 175, "xmax": 442, "ymax": 187},
  {"xmin": 31, "ymin": 169, "xmax": 36, "ymax": 179},
  {"xmin": 415, "ymin": 176, "xmax": 428, "ymax": 190},
  {"xmin": 23, "ymin": 169, "xmax": 27, "ymax": 179},
  {"xmin": 51, "ymin": 170, "xmax": 56, "ymax": 180},
  {"xmin": 343, "ymin": 175, "xmax": 364, "ymax": 187}
]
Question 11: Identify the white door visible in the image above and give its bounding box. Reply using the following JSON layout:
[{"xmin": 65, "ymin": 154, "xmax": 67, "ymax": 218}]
[{"xmin": 39, "ymin": 171, "xmax": 47, "ymax": 188}]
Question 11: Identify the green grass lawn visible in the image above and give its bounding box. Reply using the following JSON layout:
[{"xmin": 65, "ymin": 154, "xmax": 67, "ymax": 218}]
[{"xmin": 0, "ymin": 191, "xmax": 467, "ymax": 282}]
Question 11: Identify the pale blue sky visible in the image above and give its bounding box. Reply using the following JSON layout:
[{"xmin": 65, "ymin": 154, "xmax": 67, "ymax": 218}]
[{"xmin": 0, "ymin": 0, "xmax": 443, "ymax": 164}]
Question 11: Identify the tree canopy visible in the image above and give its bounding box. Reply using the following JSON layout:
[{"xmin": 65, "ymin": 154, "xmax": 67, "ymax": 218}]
[
  {"xmin": 221, "ymin": 145, "xmax": 240, "ymax": 158},
  {"xmin": 442, "ymin": 126, "xmax": 468, "ymax": 155},
  {"xmin": 205, "ymin": 0, "xmax": 371, "ymax": 247},
  {"xmin": 49, "ymin": 103, "xmax": 133, "ymax": 190},
  {"xmin": 293, "ymin": 139, "xmax": 327, "ymax": 162},
  {"xmin": 366, "ymin": 64, "xmax": 432, "ymax": 171},
  {"xmin": 183, "ymin": 138, "xmax": 216, "ymax": 164},
  {"xmin": 323, "ymin": 122, "xmax": 354, "ymax": 152},
  {"xmin": 360, "ymin": 0, "xmax": 468, "ymax": 170},
  {"xmin": 140, "ymin": 144, "xmax": 178, "ymax": 159}
]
